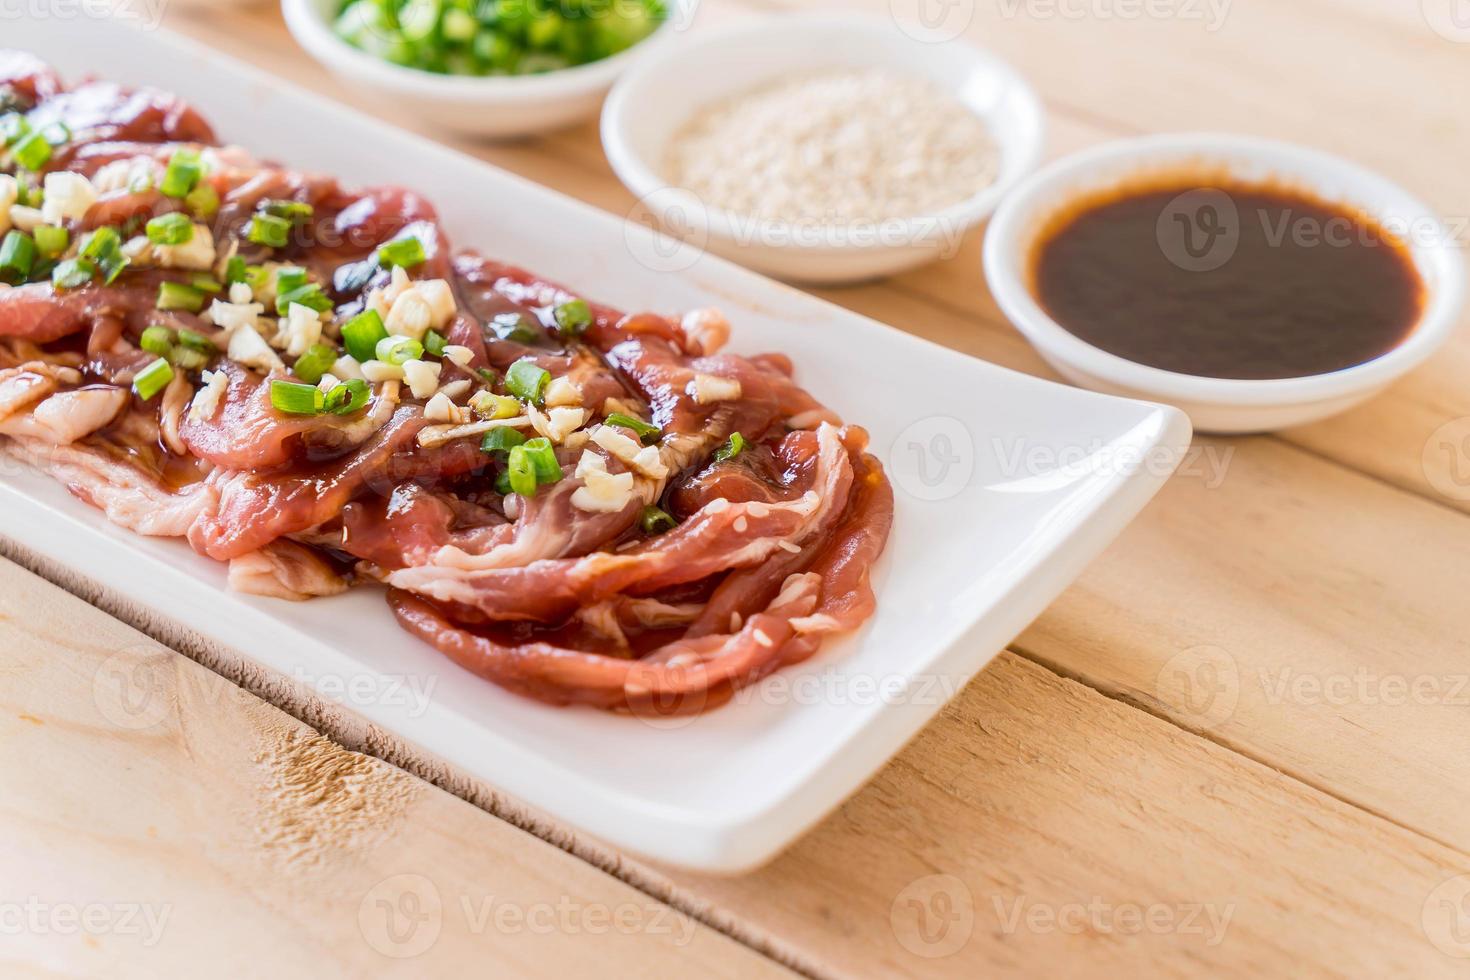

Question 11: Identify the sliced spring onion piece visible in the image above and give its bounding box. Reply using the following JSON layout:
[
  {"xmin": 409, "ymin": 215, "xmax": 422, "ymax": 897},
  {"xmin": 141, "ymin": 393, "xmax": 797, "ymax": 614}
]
[
  {"xmin": 51, "ymin": 257, "xmax": 95, "ymax": 290},
  {"xmin": 191, "ymin": 274, "xmax": 222, "ymax": 294},
  {"xmin": 604, "ymin": 412, "xmax": 660, "ymax": 445},
  {"xmin": 247, "ymin": 213, "xmax": 291, "ymax": 249},
  {"xmin": 224, "ymin": 256, "xmax": 249, "ymax": 285},
  {"xmin": 377, "ymin": 236, "xmax": 425, "ymax": 269},
  {"xmin": 177, "ymin": 329, "xmax": 215, "ymax": 353},
  {"xmin": 423, "ymin": 329, "xmax": 448, "ymax": 358},
  {"xmin": 375, "ymin": 335, "xmax": 423, "ymax": 366},
  {"xmin": 274, "ymin": 267, "xmax": 310, "ymax": 293},
  {"xmin": 185, "ymin": 181, "xmax": 219, "ymax": 220},
  {"xmin": 276, "ymin": 283, "xmax": 332, "ymax": 316},
  {"xmin": 81, "ymin": 227, "xmax": 121, "ymax": 262},
  {"xmin": 146, "ymin": 212, "xmax": 195, "ymax": 246},
  {"xmin": 139, "ymin": 325, "xmax": 175, "ymax": 356},
  {"xmin": 264, "ymin": 199, "xmax": 313, "ymax": 223},
  {"xmin": 480, "ymin": 426, "xmax": 527, "ymax": 455},
  {"xmin": 156, "ymin": 280, "xmax": 205, "ymax": 313},
  {"xmin": 469, "ymin": 391, "xmax": 520, "ymax": 421},
  {"xmin": 32, "ymin": 224, "xmax": 68, "ymax": 259},
  {"xmin": 0, "ymin": 231, "xmax": 36, "ymax": 285},
  {"xmin": 490, "ymin": 311, "xmax": 541, "ymax": 344},
  {"xmin": 521, "ymin": 437, "xmax": 562, "ymax": 484},
  {"xmin": 167, "ymin": 346, "xmax": 209, "ymax": 371},
  {"xmin": 505, "ymin": 445, "xmax": 538, "ymax": 497},
  {"xmin": 12, "ymin": 130, "xmax": 51, "ymax": 171},
  {"xmin": 293, "ymin": 343, "xmax": 339, "ymax": 385},
  {"xmin": 714, "ymin": 431, "xmax": 748, "ymax": 463},
  {"xmin": 325, "ymin": 378, "xmax": 371, "ymax": 415},
  {"xmin": 132, "ymin": 358, "xmax": 174, "ymax": 401},
  {"xmin": 494, "ymin": 467, "xmax": 513, "ymax": 496},
  {"xmin": 340, "ymin": 309, "xmax": 389, "ymax": 362},
  {"xmin": 269, "ymin": 379, "xmax": 325, "ymax": 416},
  {"xmin": 553, "ymin": 298, "xmax": 592, "ymax": 336},
  {"xmin": 505, "ymin": 358, "xmax": 550, "ymax": 405},
  {"xmin": 640, "ymin": 506, "xmax": 676, "ymax": 535},
  {"xmin": 160, "ymin": 149, "xmax": 202, "ymax": 198}
]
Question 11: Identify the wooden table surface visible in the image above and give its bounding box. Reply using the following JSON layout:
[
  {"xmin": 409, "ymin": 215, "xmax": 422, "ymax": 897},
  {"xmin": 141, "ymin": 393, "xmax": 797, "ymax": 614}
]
[{"xmin": 6, "ymin": 0, "xmax": 1470, "ymax": 975}]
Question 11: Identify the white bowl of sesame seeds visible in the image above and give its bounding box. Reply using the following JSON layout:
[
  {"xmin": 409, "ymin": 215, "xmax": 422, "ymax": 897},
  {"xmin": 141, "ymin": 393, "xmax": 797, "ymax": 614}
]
[{"xmin": 601, "ymin": 13, "xmax": 1045, "ymax": 285}]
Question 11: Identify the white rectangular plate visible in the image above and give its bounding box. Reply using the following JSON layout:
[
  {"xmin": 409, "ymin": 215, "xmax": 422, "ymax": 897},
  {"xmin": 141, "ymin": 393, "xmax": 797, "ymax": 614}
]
[{"xmin": 2, "ymin": 17, "xmax": 1191, "ymax": 872}]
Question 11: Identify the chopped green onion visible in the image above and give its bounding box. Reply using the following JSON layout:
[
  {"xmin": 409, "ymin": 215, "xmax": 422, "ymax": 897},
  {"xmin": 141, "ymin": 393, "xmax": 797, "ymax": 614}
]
[
  {"xmin": 224, "ymin": 256, "xmax": 249, "ymax": 285},
  {"xmin": 156, "ymin": 280, "xmax": 206, "ymax": 313},
  {"xmin": 553, "ymin": 298, "xmax": 592, "ymax": 336},
  {"xmin": 81, "ymin": 227, "xmax": 121, "ymax": 263},
  {"xmin": 160, "ymin": 149, "xmax": 202, "ymax": 198},
  {"xmin": 377, "ymin": 236, "xmax": 425, "ymax": 269},
  {"xmin": 190, "ymin": 274, "xmax": 222, "ymax": 294},
  {"xmin": 375, "ymin": 335, "xmax": 423, "ymax": 366},
  {"xmin": 494, "ymin": 468, "xmax": 513, "ymax": 496},
  {"xmin": 505, "ymin": 358, "xmax": 549, "ymax": 404},
  {"xmin": 100, "ymin": 254, "xmax": 130, "ymax": 286},
  {"xmin": 51, "ymin": 258, "xmax": 95, "ymax": 290},
  {"xmin": 480, "ymin": 426, "xmax": 527, "ymax": 455},
  {"xmin": 0, "ymin": 231, "xmax": 36, "ymax": 285},
  {"xmin": 341, "ymin": 309, "xmax": 388, "ymax": 362},
  {"xmin": 423, "ymin": 329, "xmax": 448, "ymax": 358},
  {"xmin": 276, "ymin": 282, "xmax": 332, "ymax": 316},
  {"xmin": 139, "ymin": 325, "xmax": 175, "ymax": 356},
  {"xmin": 177, "ymin": 329, "xmax": 215, "ymax": 353},
  {"xmin": 293, "ymin": 343, "xmax": 338, "ymax": 385},
  {"xmin": 244, "ymin": 264, "xmax": 271, "ymax": 294},
  {"xmin": 132, "ymin": 358, "xmax": 174, "ymax": 401},
  {"xmin": 714, "ymin": 432, "xmax": 748, "ymax": 462},
  {"xmin": 269, "ymin": 379, "xmax": 325, "ymax": 416},
  {"xmin": 477, "ymin": 368, "xmax": 498, "ymax": 386},
  {"xmin": 185, "ymin": 181, "xmax": 219, "ymax": 220},
  {"xmin": 521, "ymin": 437, "xmax": 562, "ymax": 484},
  {"xmin": 491, "ymin": 311, "xmax": 541, "ymax": 344},
  {"xmin": 264, "ymin": 199, "xmax": 313, "ymax": 224},
  {"xmin": 325, "ymin": 378, "xmax": 370, "ymax": 415},
  {"xmin": 605, "ymin": 412, "xmax": 660, "ymax": 445},
  {"xmin": 146, "ymin": 212, "xmax": 195, "ymax": 246},
  {"xmin": 274, "ymin": 267, "xmax": 309, "ymax": 293},
  {"xmin": 247, "ymin": 213, "xmax": 291, "ymax": 249},
  {"xmin": 470, "ymin": 391, "xmax": 520, "ymax": 421},
  {"xmin": 32, "ymin": 225, "xmax": 68, "ymax": 259},
  {"xmin": 640, "ymin": 506, "xmax": 676, "ymax": 535},
  {"xmin": 12, "ymin": 130, "xmax": 51, "ymax": 171},
  {"xmin": 505, "ymin": 445, "xmax": 538, "ymax": 497},
  {"xmin": 167, "ymin": 346, "xmax": 210, "ymax": 371}
]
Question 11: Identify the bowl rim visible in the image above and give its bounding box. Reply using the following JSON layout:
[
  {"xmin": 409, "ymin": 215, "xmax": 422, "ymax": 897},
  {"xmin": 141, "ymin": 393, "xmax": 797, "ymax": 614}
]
[
  {"xmin": 982, "ymin": 131, "xmax": 1467, "ymax": 407},
  {"xmin": 281, "ymin": 0, "xmax": 694, "ymax": 99},
  {"xmin": 600, "ymin": 10, "xmax": 1046, "ymax": 255}
]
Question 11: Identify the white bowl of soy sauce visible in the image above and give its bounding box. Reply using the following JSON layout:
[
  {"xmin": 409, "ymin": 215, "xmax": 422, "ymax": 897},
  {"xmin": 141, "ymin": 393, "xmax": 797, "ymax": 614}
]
[{"xmin": 983, "ymin": 133, "xmax": 1465, "ymax": 434}]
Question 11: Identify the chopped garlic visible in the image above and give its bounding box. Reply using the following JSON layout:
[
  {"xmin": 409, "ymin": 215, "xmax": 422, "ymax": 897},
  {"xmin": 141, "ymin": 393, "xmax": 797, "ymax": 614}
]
[
  {"xmin": 278, "ymin": 302, "xmax": 323, "ymax": 358},
  {"xmin": 443, "ymin": 344, "xmax": 474, "ymax": 368},
  {"xmin": 331, "ymin": 355, "xmax": 365, "ymax": 381},
  {"xmin": 154, "ymin": 223, "xmax": 217, "ymax": 271},
  {"xmin": 631, "ymin": 445, "xmax": 669, "ymax": 480},
  {"xmin": 188, "ymin": 369, "xmax": 228, "ymax": 422},
  {"xmin": 227, "ymin": 325, "xmax": 284, "ymax": 374},
  {"xmin": 689, "ymin": 373, "xmax": 742, "ymax": 405},
  {"xmin": 590, "ymin": 425, "xmax": 642, "ymax": 464},
  {"xmin": 386, "ymin": 289, "xmax": 433, "ymax": 339},
  {"xmin": 544, "ymin": 376, "xmax": 582, "ymax": 408},
  {"xmin": 0, "ymin": 176, "xmax": 16, "ymax": 236},
  {"xmin": 423, "ymin": 392, "xmax": 463, "ymax": 424},
  {"xmin": 528, "ymin": 403, "xmax": 587, "ymax": 444},
  {"xmin": 437, "ymin": 378, "xmax": 472, "ymax": 401},
  {"xmin": 571, "ymin": 451, "xmax": 635, "ymax": 513},
  {"xmin": 206, "ymin": 297, "xmax": 265, "ymax": 334},
  {"xmin": 401, "ymin": 358, "xmax": 442, "ymax": 399},
  {"xmin": 361, "ymin": 359, "xmax": 405, "ymax": 383},
  {"xmin": 41, "ymin": 172, "xmax": 97, "ymax": 224},
  {"xmin": 8, "ymin": 205, "xmax": 43, "ymax": 233},
  {"xmin": 228, "ymin": 282, "xmax": 253, "ymax": 305}
]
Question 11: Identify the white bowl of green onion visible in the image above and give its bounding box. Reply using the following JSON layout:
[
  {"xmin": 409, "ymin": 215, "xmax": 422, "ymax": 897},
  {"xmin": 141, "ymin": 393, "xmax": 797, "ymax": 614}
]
[{"xmin": 282, "ymin": 0, "xmax": 691, "ymax": 139}]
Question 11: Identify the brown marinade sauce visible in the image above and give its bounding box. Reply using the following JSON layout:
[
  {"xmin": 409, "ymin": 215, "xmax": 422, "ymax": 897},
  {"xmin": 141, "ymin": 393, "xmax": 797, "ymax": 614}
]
[{"xmin": 1028, "ymin": 174, "xmax": 1426, "ymax": 380}]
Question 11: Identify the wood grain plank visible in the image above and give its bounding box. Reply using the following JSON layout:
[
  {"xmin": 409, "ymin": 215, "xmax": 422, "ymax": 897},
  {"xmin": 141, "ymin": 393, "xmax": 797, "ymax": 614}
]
[{"xmin": 0, "ymin": 560, "xmax": 792, "ymax": 979}]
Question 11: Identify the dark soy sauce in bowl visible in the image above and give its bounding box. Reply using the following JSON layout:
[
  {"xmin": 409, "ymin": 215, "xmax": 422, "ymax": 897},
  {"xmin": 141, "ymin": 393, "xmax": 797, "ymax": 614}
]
[{"xmin": 1028, "ymin": 176, "xmax": 1425, "ymax": 381}]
